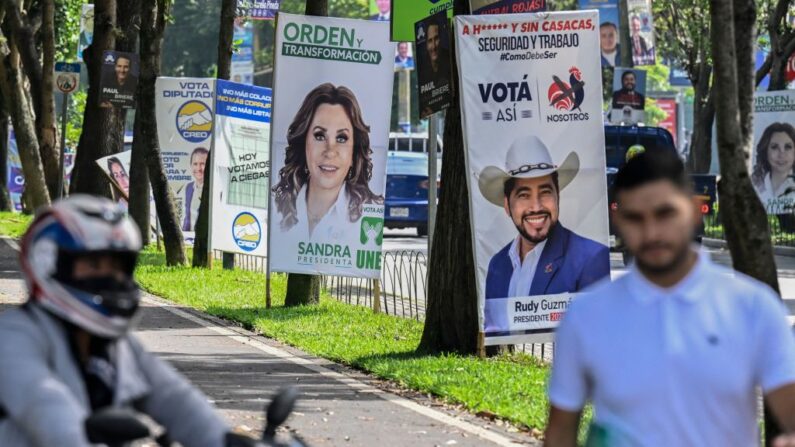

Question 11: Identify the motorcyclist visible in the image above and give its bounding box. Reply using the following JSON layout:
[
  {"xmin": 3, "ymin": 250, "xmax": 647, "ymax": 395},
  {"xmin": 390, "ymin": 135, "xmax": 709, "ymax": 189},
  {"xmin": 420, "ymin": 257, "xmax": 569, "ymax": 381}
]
[{"xmin": 0, "ymin": 195, "xmax": 230, "ymax": 446}]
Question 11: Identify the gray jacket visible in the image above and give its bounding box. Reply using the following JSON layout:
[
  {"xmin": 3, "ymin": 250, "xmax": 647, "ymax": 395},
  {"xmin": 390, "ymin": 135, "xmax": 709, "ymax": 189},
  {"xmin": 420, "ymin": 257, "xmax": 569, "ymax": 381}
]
[{"xmin": 0, "ymin": 303, "xmax": 229, "ymax": 446}]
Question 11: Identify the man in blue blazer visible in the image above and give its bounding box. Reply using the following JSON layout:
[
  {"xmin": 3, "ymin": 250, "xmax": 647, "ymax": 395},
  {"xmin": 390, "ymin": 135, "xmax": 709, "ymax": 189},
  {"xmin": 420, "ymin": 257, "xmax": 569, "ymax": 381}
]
[{"xmin": 478, "ymin": 135, "xmax": 610, "ymax": 300}]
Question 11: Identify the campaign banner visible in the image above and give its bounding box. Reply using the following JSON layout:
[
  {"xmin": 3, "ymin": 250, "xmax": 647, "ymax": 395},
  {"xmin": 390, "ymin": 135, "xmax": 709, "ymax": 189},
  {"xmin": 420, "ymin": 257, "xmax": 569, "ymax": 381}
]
[
  {"xmin": 390, "ymin": 0, "xmax": 453, "ymax": 42},
  {"xmin": 95, "ymin": 150, "xmax": 132, "ymax": 209},
  {"xmin": 395, "ymin": 42, "xmax": 415, "ymax": 70},
  {"xmin": 610, "ymin": 67, "xmax": 646, "ymax": 124},
  {"xmin": 99, "ymin": 51, "xmax": 139, "ymax": 109},
  {"xmin": 370, "ymin": 0, "xmax": 391, "ymax": 21},
  {"xmin": 627, "ymin": 0, "xmax": 655, "ymax": 66},
  {"xmin": 579, "ymin": 0, "xmax": 620, "ymax": 68},
  {"xmin": 77, "ymin": 5, "xmax": 94, "ymax": 62},
  {"xmin": 7, "ymin": 128, "xmax": 22, "ymax": 211},
  {"xmin": 455, "ymin": 12, "xmax": 610, "ymax": 343},
  {"xmin": 231, "ymin": 23, "xmax": 255, "ymax": 85},
  {"xmin": 752, "ymin": 91, "xmax": 795, "ymax": 215},
  {"xmin": 415, "ymin": 12, "xmax": 452, "ymax": 118},
  {"xmin": 470, "ymin": 0, "xmax": 547, "ymax": 15},
  {"xmin": 237, "ymin": 0, "xmax": 280, "ymax": 19},
  {"xmin": 269, "ymin": 13, "xmax": 395, "ymax": 279},
  {"xmin": 656, "ymin": 97, "xmax": 677, "ymax": 145},
  {"xmin": 155, "ymin": 77, "xmax": 216, "ymax": 245},
  {"xmin": 208, "ymin": 80, "xmax": 271, "ymax": 256}
]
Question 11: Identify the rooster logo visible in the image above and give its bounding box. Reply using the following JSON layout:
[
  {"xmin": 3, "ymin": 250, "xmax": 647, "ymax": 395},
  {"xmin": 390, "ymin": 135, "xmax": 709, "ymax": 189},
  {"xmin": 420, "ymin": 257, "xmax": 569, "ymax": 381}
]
[{"xmin": 547, "ymin": 67, "xmax": 586, "ymax": 112}]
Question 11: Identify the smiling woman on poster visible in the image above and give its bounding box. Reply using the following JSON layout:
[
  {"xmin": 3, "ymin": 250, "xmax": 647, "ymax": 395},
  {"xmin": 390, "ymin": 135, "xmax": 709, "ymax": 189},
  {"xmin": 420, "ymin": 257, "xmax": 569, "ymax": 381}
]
[
  {"xmin": 272, "ymin": 83, "xmax": 384, "ymax": 246},
  {"xmin": 752, "ymin": 122, "xmax": 795, "ymax": 213}
]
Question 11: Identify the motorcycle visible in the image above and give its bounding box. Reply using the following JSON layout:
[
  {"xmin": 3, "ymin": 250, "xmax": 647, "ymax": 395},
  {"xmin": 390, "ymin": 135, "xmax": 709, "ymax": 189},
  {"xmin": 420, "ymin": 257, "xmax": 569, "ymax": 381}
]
[{"xmin": 84, "ymin": 387, "xmax": 307, "ymax": 447}]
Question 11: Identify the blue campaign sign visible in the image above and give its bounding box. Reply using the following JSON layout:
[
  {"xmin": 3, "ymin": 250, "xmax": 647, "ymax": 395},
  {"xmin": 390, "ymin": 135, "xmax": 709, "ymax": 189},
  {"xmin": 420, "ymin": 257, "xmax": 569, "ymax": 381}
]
[
  {"xmin": 668, "ymin": 63, "xmax": 690, "ymax": 87},
  {"xmin": 55, "ymin": 62, "xmax": 81, "ymax": 74},
  {"xmin": 214, "ymin": 79, "xmax": 272, "ymax": 122}
]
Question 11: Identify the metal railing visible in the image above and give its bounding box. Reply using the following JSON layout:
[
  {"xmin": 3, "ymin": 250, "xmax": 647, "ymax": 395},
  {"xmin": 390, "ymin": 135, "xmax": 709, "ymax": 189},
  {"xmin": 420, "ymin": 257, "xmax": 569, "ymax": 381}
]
[{"xmin": 213, "ymin": 248, "xmax": 550, "ymax": 361}]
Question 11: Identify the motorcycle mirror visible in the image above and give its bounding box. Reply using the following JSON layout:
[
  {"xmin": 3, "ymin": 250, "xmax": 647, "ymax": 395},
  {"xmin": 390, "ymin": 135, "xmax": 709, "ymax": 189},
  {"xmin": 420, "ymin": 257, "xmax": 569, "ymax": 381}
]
[
  {"xmin": 85, "ymin": 408, "xmax": 151, "ymax": 444},
  {"xmin": 264, "ymin": 386, "xmax": 298, "ymax": 438}
]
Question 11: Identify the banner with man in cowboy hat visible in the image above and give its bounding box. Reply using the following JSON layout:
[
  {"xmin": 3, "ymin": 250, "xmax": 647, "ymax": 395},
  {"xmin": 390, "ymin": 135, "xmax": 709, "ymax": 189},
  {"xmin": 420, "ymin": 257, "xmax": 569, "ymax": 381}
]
[{"xmin": 455, "ymin": 11, "xmax": 610, "ymax": 345}]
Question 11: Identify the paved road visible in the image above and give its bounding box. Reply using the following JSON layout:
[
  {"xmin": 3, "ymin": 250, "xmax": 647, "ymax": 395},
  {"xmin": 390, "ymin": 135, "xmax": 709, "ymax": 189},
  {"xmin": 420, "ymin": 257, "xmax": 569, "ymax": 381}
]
[{"xmin": 0, "ymin": 237, "xmax": 534, "ymax": 447}]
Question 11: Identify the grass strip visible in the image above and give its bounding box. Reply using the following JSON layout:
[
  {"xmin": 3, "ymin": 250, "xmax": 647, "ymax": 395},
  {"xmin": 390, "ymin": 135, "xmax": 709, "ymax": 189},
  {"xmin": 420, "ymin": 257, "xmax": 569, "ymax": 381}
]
[
  {"xmin": 0, "ymin": 212, "xmax": 33, "ymax": 239},
  {"xmin": 135, "ymin": 247, "xmax": 553, "ymax": 432}
]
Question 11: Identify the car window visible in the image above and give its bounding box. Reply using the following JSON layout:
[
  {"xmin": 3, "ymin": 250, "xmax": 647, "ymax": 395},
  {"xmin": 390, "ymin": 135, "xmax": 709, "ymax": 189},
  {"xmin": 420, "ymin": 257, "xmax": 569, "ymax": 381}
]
[{"xmin": 387, "ymin": 154, "xmax": 443, "ymax": 177}]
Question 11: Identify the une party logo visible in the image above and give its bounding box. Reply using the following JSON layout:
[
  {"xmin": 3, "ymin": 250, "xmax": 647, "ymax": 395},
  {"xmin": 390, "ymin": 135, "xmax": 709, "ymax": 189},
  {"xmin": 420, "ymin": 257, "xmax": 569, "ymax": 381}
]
[
  {"xmin": 232, "ymin": 212, "xmax": 261, "ymax": 252},
  {"xmin": 360, "ymin": 217, "xmax": 384, "ymax": 246},
  {"xmin": 176, "ymin": 100, "xmax": 213, "ymax": 143},
  {"xmin": 547, "ymin": 67, "xmax": 585, "ymax": 112}
]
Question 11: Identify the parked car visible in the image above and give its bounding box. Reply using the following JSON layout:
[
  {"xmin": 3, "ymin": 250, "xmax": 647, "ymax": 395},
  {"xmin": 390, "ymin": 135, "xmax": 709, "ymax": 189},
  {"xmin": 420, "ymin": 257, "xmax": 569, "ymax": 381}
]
[
  {"xmin": 384, "ymin": 151, "xmax": 441, "ymax": 236},
  {"xmin": 604, "ymin": 125, "xmax": 717, "ymax": 263}
]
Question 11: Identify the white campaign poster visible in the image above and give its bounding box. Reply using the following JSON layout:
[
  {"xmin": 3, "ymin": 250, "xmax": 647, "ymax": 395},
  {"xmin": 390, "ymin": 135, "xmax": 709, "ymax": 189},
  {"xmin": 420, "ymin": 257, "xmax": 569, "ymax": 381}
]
[
  {"xmin": 752, "ymin": 91, "xmax": 795, "ymax": 215},
  {"xmin": 155, "ymin": 77, "xmax": 216, "ymax": 245},
  {"xmin": 208, "ymin": 80, "xmax": 271, "ymax": 256},
  {"xmin": 269, "ymin": 13, "xmax": 395, "ymax": 279},
  {"xmin": 456, "ymin": 12, "xmax": 610, "ymax": 344}
]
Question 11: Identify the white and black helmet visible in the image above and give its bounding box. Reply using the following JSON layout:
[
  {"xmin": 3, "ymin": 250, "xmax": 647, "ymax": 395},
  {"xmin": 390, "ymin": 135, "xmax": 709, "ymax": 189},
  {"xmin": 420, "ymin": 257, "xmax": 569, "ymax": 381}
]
[{"xmin": 20, "ymin": 195, "xmax": 142, "ymax": 338}]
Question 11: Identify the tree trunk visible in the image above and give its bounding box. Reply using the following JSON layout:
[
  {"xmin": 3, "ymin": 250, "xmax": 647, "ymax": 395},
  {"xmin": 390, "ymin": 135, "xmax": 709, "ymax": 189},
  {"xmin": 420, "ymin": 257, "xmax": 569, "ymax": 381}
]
[
  {"xmin": 418, "ymin": 0, "xmax": 479, "ymax": 355},
  {"xmin": 138, "ymin": 0, "xmax": 185, "ymax": 265},
  {"xmin": 39, "ymin": 0, "xmax": 59, "ymax": 199},
  {"xmin": 70, "ymin": 0, "xmax": 122, "ymax": 197},
  {"xmin": 281, "ymin": 0, "xmax": 329, "ymax": 306},
  {"xmin": 710, "ymin": 0, "xmax": 781, "ymax": 442},
  {"xmin": 192, "ymin": 0, "xmax": 236, "ymax": 267},
  {"xmin": 688, "ymin": 56, "xmax": 715, "ymax": 173},
  {"xmin": 0, "ymin": 40, "xmax": 50, "ymax": 210}
]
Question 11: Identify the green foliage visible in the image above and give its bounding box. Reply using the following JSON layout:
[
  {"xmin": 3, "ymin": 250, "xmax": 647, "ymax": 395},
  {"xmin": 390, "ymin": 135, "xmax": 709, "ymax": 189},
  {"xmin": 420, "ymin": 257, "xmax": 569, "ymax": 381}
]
[
  {"xmin": 55, "ymin": 0, "xmax": 86, "ymax": 61},
  {"xmin": 134, "ymin": 247, "xmax": 554, "ymax": 433},
  {"xmin": 0, "ymin": 212, "xmax": 33, "ymax": 234},
  {"xmin": 66, "ymin": 90, "xmax": 87, "ymax": 149}
]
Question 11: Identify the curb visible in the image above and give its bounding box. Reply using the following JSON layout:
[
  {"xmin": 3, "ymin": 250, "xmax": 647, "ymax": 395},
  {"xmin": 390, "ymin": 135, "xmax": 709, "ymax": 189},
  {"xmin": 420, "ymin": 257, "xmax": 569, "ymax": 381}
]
[{"xmin": 702, "ymin": 237, "xmax": 795, "ymax": 257}]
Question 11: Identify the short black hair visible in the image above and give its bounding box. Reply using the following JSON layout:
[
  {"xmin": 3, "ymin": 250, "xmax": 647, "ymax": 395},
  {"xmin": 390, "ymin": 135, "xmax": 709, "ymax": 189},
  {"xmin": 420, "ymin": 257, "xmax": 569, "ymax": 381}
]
[
  {"xmin": 613, "ymin": 149, "xmax": 690, "ymax": 195},
  {"xmin": 190, "ymin": 146, "xmax": 209, "ymax": 163},
  {"xmin": 600, "ymin": 22, "xmax": 617, "ymax": 30},
  {"xmin": 504, "ymin": 172, "xmax": 559, "ymax": 199},
  {"xmin": 621, "ymin": 70, "xmax": 636, "ymax": 82}
]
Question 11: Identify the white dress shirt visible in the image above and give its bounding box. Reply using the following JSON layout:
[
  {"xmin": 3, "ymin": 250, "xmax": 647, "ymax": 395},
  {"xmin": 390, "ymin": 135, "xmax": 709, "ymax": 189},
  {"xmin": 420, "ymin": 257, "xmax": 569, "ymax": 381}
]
[
  {"xmin": 549, "ymin": 250, "xmax": 795, "ymax": 446},
  {"xmin": 507, "ymin": 237, "xmax": 547, "ymax": 297}
]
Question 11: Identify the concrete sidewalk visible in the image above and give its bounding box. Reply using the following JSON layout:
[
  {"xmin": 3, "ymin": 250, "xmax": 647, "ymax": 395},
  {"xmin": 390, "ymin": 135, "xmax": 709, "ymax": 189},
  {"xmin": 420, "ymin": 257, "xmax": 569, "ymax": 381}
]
[{"xmin": 0, "ymin": 238, "xmax": 536, "ymax": 447}]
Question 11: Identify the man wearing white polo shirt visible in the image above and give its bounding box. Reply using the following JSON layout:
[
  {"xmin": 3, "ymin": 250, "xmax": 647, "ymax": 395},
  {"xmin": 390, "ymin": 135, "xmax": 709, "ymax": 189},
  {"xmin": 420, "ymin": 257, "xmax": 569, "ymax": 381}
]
[{"xmin": 545, "ymin": 150, "xmax": 795, "ymax": 446}]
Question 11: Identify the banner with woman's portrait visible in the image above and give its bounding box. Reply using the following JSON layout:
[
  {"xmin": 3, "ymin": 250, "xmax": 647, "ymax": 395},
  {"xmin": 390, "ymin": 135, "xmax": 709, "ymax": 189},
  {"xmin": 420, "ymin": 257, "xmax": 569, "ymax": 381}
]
[
  {"xmin": 752, "ymin": 91, "xmax": 795, "ymax": 216},
  {"xmin": 269, "ymin": 13, "xmax": 395, "ymax": 279},
  {"xmin": 456, "ymin": 11, "xmax": 610, "ymax": 345}
]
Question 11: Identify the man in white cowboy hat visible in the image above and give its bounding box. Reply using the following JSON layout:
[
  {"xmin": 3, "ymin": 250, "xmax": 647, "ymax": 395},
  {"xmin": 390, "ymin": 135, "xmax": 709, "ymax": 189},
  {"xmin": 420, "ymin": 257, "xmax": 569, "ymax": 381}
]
[{"xmin": 479, "ymin": 135, "xmax": 609, "ymax": 299}]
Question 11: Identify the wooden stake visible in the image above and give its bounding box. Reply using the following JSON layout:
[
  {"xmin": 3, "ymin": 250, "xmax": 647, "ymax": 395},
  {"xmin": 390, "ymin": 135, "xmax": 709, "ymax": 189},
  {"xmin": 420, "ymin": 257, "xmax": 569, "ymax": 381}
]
[{"xmin": 477, "ymin": 332, "xmax": 486, "ymax": 358}]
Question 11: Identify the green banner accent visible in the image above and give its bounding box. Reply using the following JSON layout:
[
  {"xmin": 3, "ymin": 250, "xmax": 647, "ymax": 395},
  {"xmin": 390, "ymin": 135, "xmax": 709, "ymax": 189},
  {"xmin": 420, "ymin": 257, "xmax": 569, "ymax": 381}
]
[
  {"xmin": 391, "ymin": 0, "xmax": 454, "ymax": 42},
  {"xmin": 281, "ymin": 42, "xmax": 383, "ymax": 65}
]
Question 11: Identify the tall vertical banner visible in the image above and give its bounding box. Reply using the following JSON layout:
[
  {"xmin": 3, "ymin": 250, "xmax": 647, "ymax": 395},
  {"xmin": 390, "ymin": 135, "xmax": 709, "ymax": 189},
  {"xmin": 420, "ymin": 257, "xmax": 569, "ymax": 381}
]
[
  {"xmin": 627, "ymin": 0, "xmax": 655, "ymax": 66},
  {"xmin": 7, "ymin": 128, "xmax": 23, "ymax": 211},
  {"xmin": 579, "ymin": 0, "xmax": 620, "ymax": 68},
  {"xmin": 470, "ymin": 0, "xmax": 547, "ymax": 15},
  {"xmin": 456, "ymin": 12, "xmax": 610, "ymax": 344},
  {"xmin": 390, "ymin": 0, "xmax": 454, "ymax": 42},
  {"xmin": 269, "ymin": 14, "xmax": 395, "ymax": 279},
  {"xmin": 656, "ymin": 98, "xmax": 678, "ymax": 145},
  {"xmin": 155, "ymin": 77, "xmax": 216, "ymax": 244},
  {"xmin": 77, "ymin": 5, "xmax": 94, "ymax": 62},
  {"xmin": 208, "ymin": 80, "xmax": 272, "ymax": 256},
  {"xmin": 752, "ymin": 91, "xmax": 795, "ymax": 215},
  {"xmin": 231, "ymin": 23, "xmax": 255, "ymax": 85}
]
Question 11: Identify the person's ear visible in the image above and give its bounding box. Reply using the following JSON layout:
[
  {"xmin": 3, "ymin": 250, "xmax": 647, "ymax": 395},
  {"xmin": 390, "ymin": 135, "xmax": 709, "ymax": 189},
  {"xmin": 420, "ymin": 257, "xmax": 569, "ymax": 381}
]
[{"xmin": 503, "ymin": 196, "xmax": 511, "ymax": 216}]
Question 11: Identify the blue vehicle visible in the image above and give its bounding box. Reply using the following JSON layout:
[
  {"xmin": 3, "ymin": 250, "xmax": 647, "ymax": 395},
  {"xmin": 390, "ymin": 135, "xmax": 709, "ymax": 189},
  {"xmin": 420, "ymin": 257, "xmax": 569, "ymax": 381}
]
[
  {"xmin": 605, "ymin": 125, "xmax": 717, "ymax": 263},
  {"xmin": 384, "ymin": 151, "xmax": 441, "ymax": 237}
]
